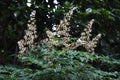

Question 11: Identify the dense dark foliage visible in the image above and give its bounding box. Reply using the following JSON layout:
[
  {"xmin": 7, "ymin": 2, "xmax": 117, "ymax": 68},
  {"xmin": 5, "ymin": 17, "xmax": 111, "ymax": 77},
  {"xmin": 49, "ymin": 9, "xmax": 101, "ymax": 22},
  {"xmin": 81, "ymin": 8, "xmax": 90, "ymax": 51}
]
[
  {"xmin": 0, "ymin": 46, "xmax": 120, "ymax": 80},
  {"xmin": 0, "ymin": 0, "xmax": 120, "ymax": 79}
]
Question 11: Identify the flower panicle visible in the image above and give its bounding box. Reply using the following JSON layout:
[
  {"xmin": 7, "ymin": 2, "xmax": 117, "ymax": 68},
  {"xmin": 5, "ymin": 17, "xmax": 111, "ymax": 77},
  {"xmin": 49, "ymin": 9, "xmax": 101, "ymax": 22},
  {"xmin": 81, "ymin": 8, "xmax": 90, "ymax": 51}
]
[
  {"xmin": 56, "ymin": 7, "xmax": 76, "ymax": 36},
  {"xmin": 45, "ymin": 7, "xmax": 77, "ymax": 49},
  {"xmin": 17, "ymin": 10, "xmax": 37, "ymax": 54},
  {"xmin": 80, "ymin": 19, "xmax": 94, "ymax": 41},
  {"xmin": 77, "ymin": 19, "xmax": 101, "ymax": 53},
  {"xmin": 45, "ymin": 9, "xmax": 101, "ymax": 53}
]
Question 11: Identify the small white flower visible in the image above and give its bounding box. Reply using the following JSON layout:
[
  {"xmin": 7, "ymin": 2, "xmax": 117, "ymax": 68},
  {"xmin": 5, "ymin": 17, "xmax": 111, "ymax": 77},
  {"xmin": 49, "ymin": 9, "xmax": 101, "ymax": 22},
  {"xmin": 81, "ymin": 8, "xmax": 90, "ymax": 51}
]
[
  {"xmin": 77, "ymin": 38, "xmax": 82, "ymax": 42},
  {"xmin": 24, "ymin": 35, "xmax": 27, "ymax": 40},
  {"xmin": 53, "ymin": 32, "xmax": 57, "ymax": 36},
  {"xmin": 57, "ymin": 34, "xmax": 60, "ymax": 37},
  {"xmin": 30, "ymin": 10, "xmax": 36, "ymax": 16},
  {"xmin": 98, "ymin": 34, "xmax": 102, "ymax": 37}
]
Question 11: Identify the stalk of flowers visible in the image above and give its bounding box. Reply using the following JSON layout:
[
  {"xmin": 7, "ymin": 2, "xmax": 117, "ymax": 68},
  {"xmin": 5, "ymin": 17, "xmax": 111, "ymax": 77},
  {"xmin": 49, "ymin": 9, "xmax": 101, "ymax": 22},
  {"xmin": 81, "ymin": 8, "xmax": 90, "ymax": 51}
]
[
  {"xmin": 42, "ymin": 8, "xmax": 101, "ymax": 53},
  {"xmin": 56, "ymin": 7, "xmax": 76, "ymax": 37},
  {"xmin": 45, "ymin": 7, "xmax": 77, "ymax": 49},
  {"xmin": 17, "ymin": 10, "xmax": 37, "ymax": 54},
  {"xmin": 76, "ymin": 19, "xmax": 101, "ymax": 53}
]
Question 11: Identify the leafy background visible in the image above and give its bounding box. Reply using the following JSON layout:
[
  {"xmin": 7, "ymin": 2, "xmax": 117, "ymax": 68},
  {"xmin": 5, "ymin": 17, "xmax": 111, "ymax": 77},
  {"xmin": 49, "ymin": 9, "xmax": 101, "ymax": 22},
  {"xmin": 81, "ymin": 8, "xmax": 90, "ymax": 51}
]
[{"xmin": 0, "ymin": 0, "xmax": 120, "ymax": 80}]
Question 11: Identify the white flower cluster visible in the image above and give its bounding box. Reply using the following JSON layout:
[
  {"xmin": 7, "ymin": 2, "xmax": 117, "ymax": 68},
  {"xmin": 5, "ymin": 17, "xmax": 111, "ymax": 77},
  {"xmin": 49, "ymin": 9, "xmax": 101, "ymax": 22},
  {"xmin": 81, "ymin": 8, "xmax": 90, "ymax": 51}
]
[
  {"xmin": 76, "ymin": 19, "xmax": 101, "ymax": 53},
  {"xmin": 17, "ymin": 10, "xmax": 37, "ymax": 54},
  {"xmin": 45, "ymin": 8, "xmax": 101, "ymax": 53},
  {"xmin": 17, "ymin": 8, "xmax": 101, "ymax": 54},
  {"xmin": 45, "ymin": 8, "xmax": 76, "ymax": 49},
  {"xmin": 47, "ymin": 7, "xmax": 76, "ymax": 38}
]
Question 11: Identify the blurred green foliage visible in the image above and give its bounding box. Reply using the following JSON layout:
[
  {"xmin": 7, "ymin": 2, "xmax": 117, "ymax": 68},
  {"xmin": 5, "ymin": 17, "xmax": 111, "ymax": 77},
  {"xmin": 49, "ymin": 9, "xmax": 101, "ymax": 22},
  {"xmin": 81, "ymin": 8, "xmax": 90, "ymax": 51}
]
[
  {"xmin": 0, "ymin": 0, "xmax": 120, "ymax": 79},
  {"xmin": 0, "ymin": 46, "xmax": 120, "ymax": 80}
]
